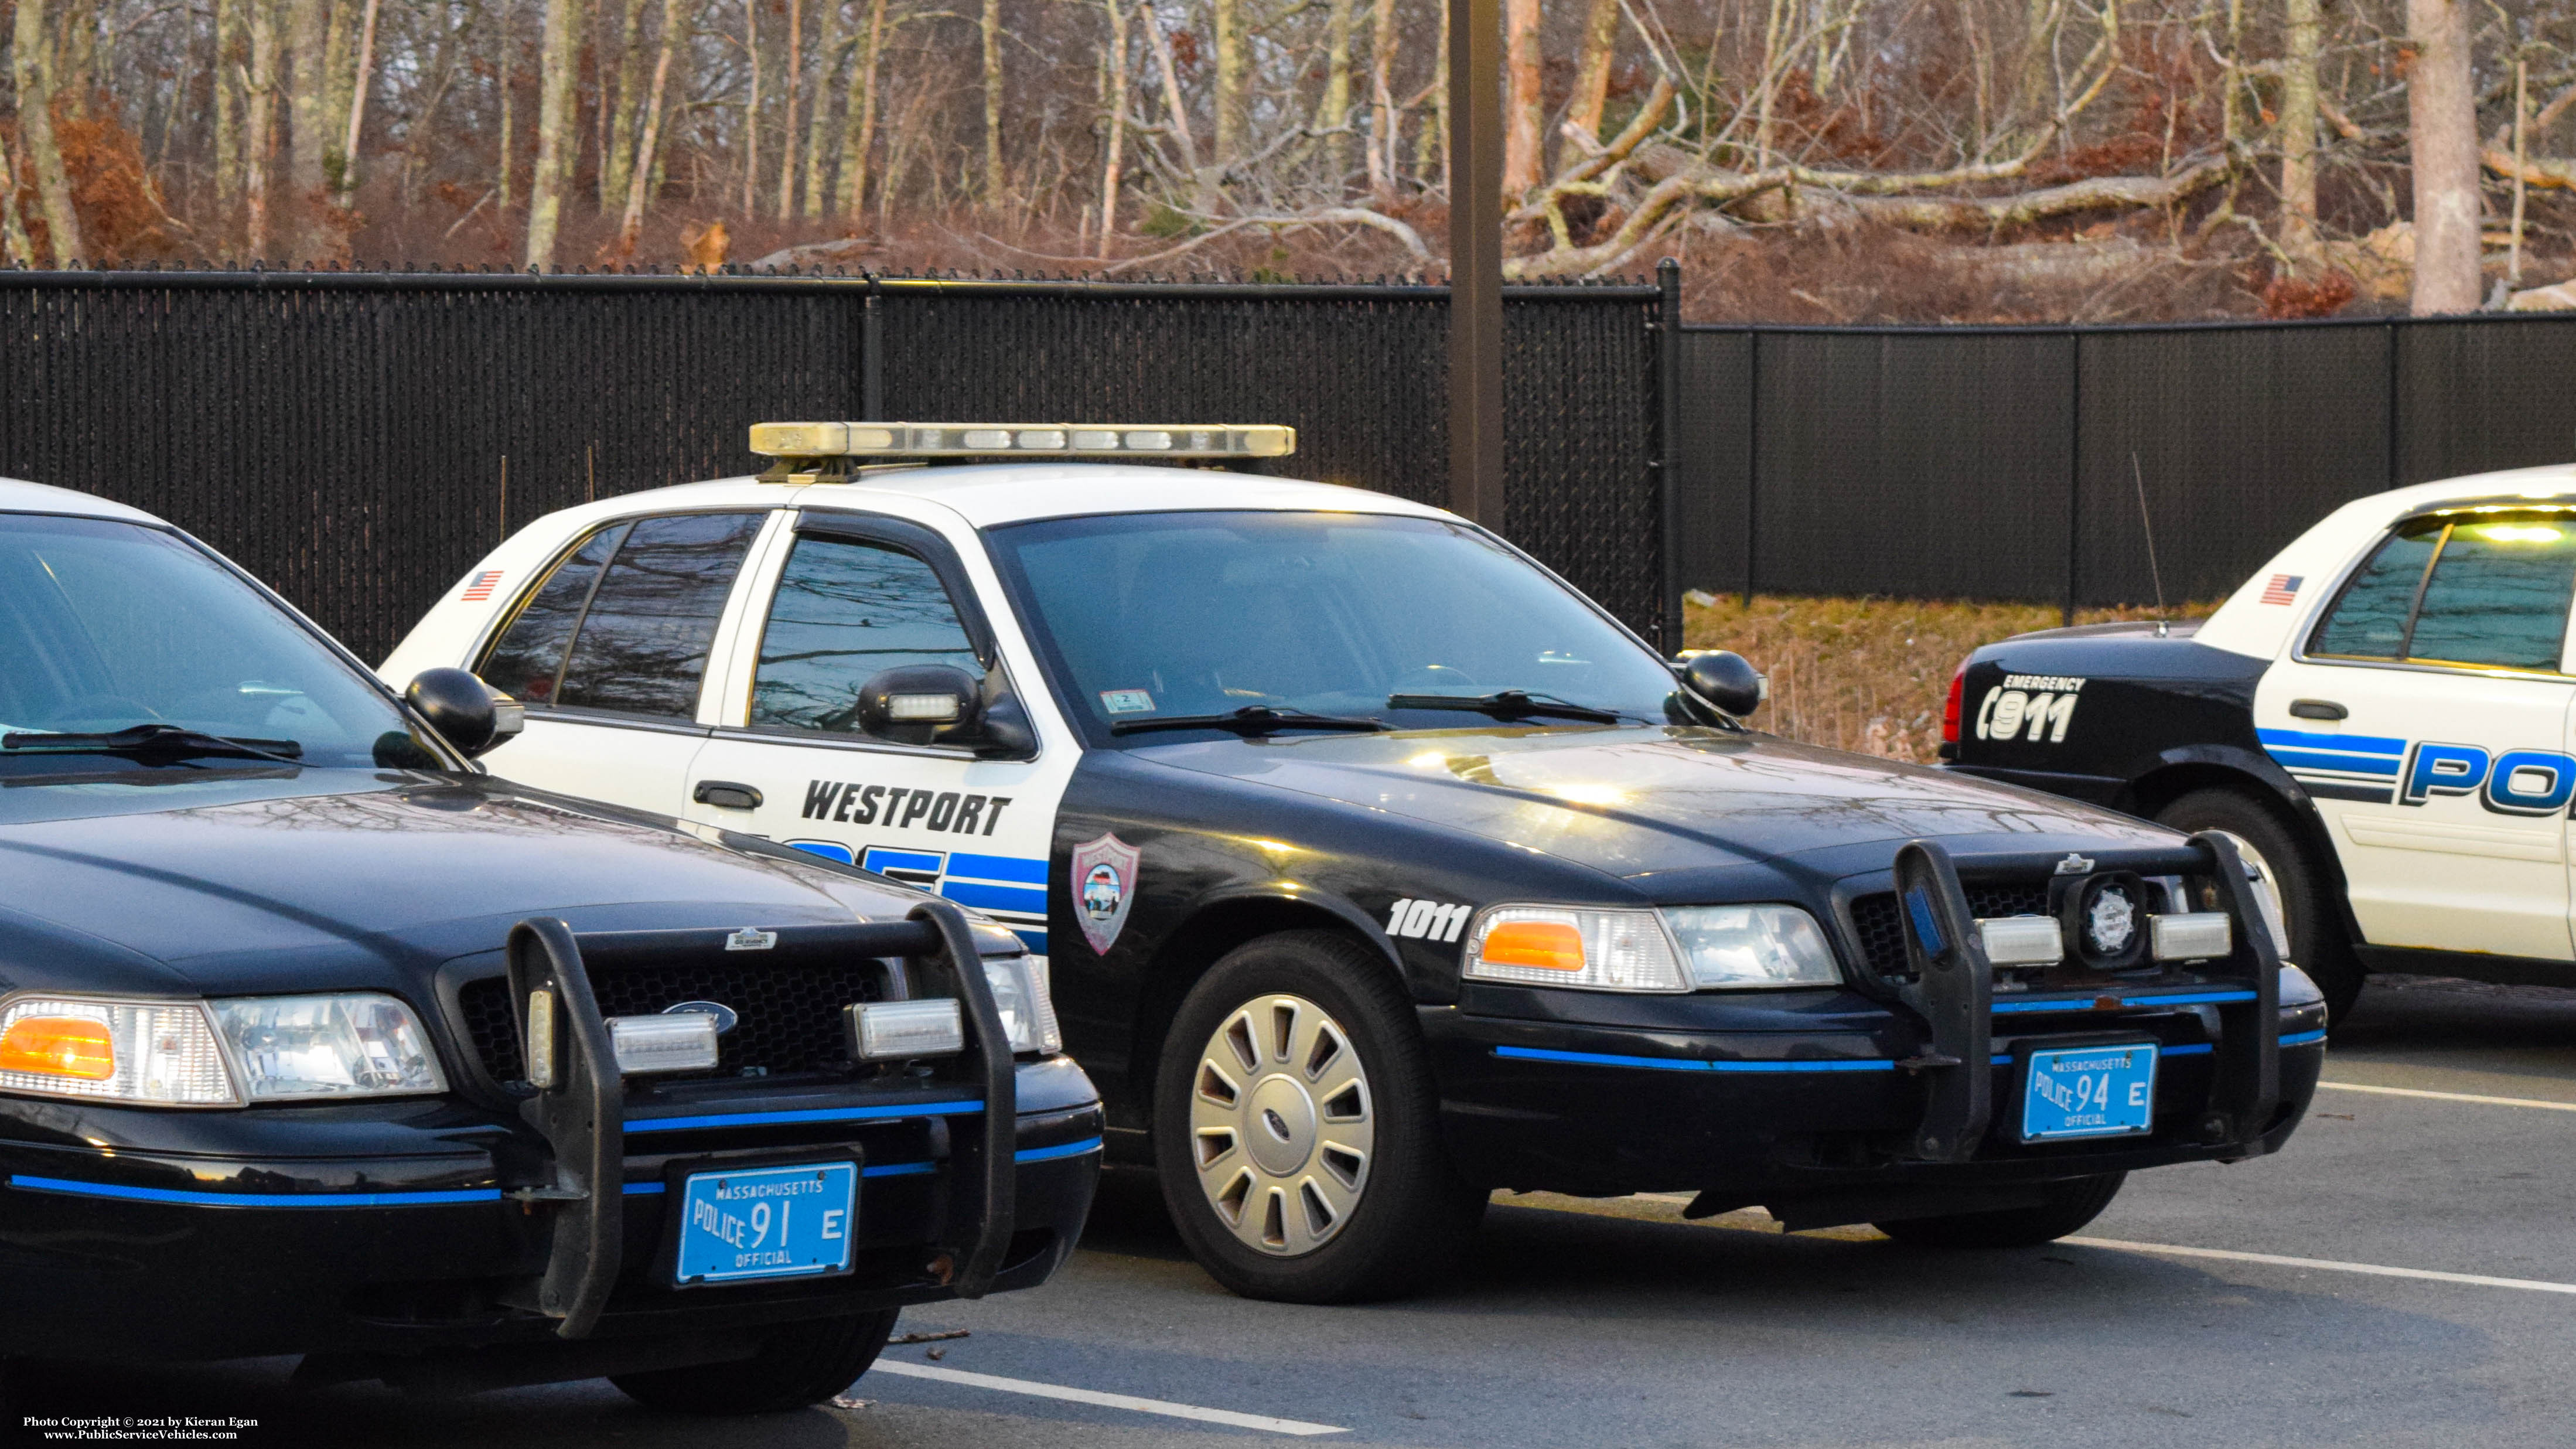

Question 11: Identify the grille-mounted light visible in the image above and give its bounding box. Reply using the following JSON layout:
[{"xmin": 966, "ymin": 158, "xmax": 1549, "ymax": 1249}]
[
  {"xmin": 2149, "ymin": 912, "xmax": 2232, "ymax": 962},
  {"xmin": 607, "ymin": 1011, "xmax": 722, "ymax": 1075},
  {"xmin": 848, "ymin": 999, "xmax": 967, "ymax": 1060},
  {"xmin": 1977, "ymin": 916, "xmax": 2065, "ymax": 967},
  {"xmin": 750, "ymin": 421, "xmax": 1295, "ymax": 475}
]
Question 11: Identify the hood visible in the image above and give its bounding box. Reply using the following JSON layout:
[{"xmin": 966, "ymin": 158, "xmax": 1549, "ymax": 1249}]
[
  {"xmin": 1137, "ymin": 724, "xmax": 2174, "ymax": 883},
  {"xmin": 0, "ymin": 770, "xmax": 924, "ymax": 995}
]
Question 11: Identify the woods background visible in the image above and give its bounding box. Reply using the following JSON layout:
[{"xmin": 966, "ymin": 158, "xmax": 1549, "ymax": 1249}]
[{"xmin": 2, "ymin": 0, "xmax": 2573, "ymax": 320}]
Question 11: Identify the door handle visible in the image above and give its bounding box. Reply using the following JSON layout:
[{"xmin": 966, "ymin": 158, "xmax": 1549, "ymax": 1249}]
[
  {"xmin": 692, "ymin": 780, "xmax": 765, "ymax": 810},
  {"xmin": 2288, "ymin": 699, "xmax": 2348, "ymax": 721}
]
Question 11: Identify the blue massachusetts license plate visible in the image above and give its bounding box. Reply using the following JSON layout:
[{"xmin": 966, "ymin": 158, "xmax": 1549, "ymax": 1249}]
[
  {"xmin": 2021, "ymin": 1042, "xmax": 2158, "ymax": 1143},
  {"xmin": 675, "ymin": 1162, "xmax": 857, "ymax": 1286}
]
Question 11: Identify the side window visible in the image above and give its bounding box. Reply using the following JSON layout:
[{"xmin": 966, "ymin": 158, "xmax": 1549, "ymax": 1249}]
[
  {"xmin": 749, "ymin": 533, "xmax": 981, "ymax": 736},
  {"xmin": 2311, "ymin": 515, "xmax": 2576, "ymax": 671},
  {"xmin": 555, "ymin": 513, "xmax": 767, "ymax": 718},
  {"xmin": 480, "ymin": 522, "xmax": 629, "ymax": 705}
]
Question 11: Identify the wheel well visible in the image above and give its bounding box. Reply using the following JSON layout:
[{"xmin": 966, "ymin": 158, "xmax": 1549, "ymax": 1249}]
[
  {"xmin": 2124, "ymin": 761, "xmax": 2354, "ymax": 910},
  {"xmin": 1127, "ymin": 896, "xmax": 1390, "ymax": 1112}
]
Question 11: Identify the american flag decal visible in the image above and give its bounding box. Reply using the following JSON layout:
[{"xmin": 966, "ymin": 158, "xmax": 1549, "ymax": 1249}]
[
  {"xmin": 2259, "ymin": 573, "xmax": 2302, "ymax": 606},
  {"xmin": 461, "ymin": 569, "xmax": 504, "ymax": 602}
]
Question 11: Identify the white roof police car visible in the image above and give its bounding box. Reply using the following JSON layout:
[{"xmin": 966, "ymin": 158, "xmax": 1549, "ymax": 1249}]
[
  {"xmin": 1944, "ymin": 463, "xmax": 2576, "ymax": 1025},
  {"xmin": 388, "ymin": 422, "xmax": 2324, "ymax": 1303}
]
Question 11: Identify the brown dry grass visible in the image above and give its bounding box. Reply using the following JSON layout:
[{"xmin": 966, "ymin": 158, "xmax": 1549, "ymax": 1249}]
[{"xmin": 1682, "ymin": 594, "xmax": 2214, "ymax": 763}]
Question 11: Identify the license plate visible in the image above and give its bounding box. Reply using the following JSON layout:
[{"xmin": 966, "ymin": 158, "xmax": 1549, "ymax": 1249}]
[
  {"xmin": 2020, "ymin": 1042, "xmax": 2157, "ymax": 1143},
  {"xmin": 675, "ymin": 1162, "xmax": 857, "ymax": 1286}
]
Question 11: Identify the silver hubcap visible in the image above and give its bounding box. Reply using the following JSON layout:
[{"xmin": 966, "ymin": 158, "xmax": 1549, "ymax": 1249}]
[{"xmin": 1188, "ymin": 994, "xmax": 1374, "ymax": 1256}]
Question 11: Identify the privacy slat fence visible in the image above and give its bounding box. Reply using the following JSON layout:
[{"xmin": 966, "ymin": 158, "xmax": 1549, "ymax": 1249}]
[{"xmin": 0, "ymin": 271, "xmax": 1660, "ymax": 663}]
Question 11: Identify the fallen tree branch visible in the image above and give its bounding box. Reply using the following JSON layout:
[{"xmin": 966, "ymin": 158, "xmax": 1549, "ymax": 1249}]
[{"xmin": 2483, "ymin": 148, "xmax": 2576, "ymax": 190}]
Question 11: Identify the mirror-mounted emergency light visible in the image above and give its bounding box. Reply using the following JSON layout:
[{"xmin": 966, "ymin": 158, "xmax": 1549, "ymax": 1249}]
[{"xmin": 750, "ymin": 421, "xmax": 1294, "ymax": 478}]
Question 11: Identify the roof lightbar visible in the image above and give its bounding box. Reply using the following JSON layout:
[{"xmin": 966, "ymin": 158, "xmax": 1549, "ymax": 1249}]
[{"xmin": 749, "ymin": 421, "xmax": 1295, "ymax": 479}]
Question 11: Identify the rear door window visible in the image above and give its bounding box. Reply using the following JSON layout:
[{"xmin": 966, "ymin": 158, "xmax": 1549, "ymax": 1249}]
[
  {"xmin": 2310, "ymin": 514, "xmax": 2576, "ymax": 672},
  {"xmin": 749, "ymin": 533, "xmax": 982, "ymax": 737},
  {"xmin": 481, "ymin": 512, "xmax": 765, "ymax": 720}
]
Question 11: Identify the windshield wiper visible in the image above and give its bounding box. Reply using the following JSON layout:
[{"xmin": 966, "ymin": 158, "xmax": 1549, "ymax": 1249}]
[
  {"xmin": 1, "ymin": 723, "xmax": 305, "ymax": 766},
  {"xmin": 1111, "ymin": 705, "xmax": 1389, "ymax": 737},
  {"xmin": 1386, "ymin": 690, "xmax": 1629, "ymax": 724}
]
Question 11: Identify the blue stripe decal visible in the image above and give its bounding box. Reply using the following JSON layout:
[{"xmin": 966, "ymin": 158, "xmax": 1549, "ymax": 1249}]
[
  {"xmin": 2162, "ymin": 1042, "xmax": 2216, "ymax": 1057},
  {"xmin": 1014, "ymin": 1136, "xmax": 1105, "ymax": 1164},
  {"xmin": 787, "ymin": 841, "xmax": 857, "ymax": 865},
  {"xmin": 863, "ymin": 847, "xmax": 944, "ymax": 875},
  {"xmin": 2264, "ymin": 748, "xmax": 2401, "ymax": 777},
  {"xmin": 625, "ymin": 1100, "xmax": 985, "ymax": 1134},
  {"xmin": 7, "ymin": 1174, "xmax": 501, "ymax": 1209},
  {"xmin": 2279, "ymin": 1028, "xmax": 2327, "ymax": 1048},
  {"xmin": 1009, "ymin": 927, "xmax": 1049, "ymax": 954},
  {"xmin": 1992, "ymin": 990, "xmax": 2260, "ymax": 1015},
  {"xmin": 947, "ymin": 852, "xmax": 1048, "ymax": 885},
  {"xmin": 1495, "ymin": 1045, "xmax": 1895, "ymax": 1073},
  {"xmin": 623, "ymin": 1181, "xmax": 667, "ymax": 1196},
  {"xmin": 2258, "ymin": 727, "xmax": 2405, "ymax": 755},
  {"xmin": 865, "ymin": 1161, "xmax": 937, "ymax": 1178},
  {"xmin": 940, "ymin": 880, "xmax": 1049, "ymax": 915}
]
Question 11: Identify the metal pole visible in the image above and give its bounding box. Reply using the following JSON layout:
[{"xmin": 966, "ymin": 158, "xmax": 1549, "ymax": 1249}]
[
  {"xmin": 1447, "ymin": 0, "xmax": 1503, "ymax": 526},
  {"xmin": 863, "ymin": 274, "xmax": 886, "ymax": 420},
  {"xmin": 2063, "ymin": 330, "xmax": 2080, "ymax": 626},
  {"xmin": 1655, "ymin": 258, "xmax": 1684, "ymax": 654},
  {"xmin": 1742, "ymin": 331, "xmax": 1759, "ymax": 609}
]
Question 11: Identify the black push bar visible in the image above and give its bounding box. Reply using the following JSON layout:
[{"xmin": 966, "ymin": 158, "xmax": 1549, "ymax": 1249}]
[{"xmin": 498, "ymin": 899, "xmax": 1019, "ymax": 1338}]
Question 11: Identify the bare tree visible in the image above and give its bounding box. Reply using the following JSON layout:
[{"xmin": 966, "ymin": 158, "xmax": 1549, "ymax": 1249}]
[
  {"xmin": 523, "ymin": 0, "xmax": 584, "ymax": 265},
  {"xmin": 982, "ymin": 0, "xmax": 1005, "ymax": 201},
  {"xmin": 13, "ymin": 0, "xmax": 83, "ymax": 264},
  {"xmin": 2407, "ymin": 0, "xmax": 2481, "ymax": 313},
  {"xmin": 1502, "ymin": 0, "xmax": 1541, "ymax": 196},
  {"xmin": 2278, "ymin": 0, "xmax": 2321, "ymax": 254}
]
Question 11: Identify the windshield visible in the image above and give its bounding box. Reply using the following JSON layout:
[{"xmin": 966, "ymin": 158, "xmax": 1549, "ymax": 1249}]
[
  {"xmin": 0, "ymin": 513, "xmax": 435, "ymax": 776},
  {"xmin": 985, "ymin": 510, "xmax": 1690, "ymax": 740}
]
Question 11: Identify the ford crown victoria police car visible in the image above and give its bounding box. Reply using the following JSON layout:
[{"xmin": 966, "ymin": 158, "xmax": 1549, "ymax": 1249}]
[
  {"xmin": 1944, "ymin": 463, "xmax": 2576, "ymax": 1025},
  {"xmin": 387, "ymin": 422, "xmax": 2325, "ymax": 1304},
  {"xmin": 0, "ymin": 478, "xmax": 1097, "ymax": 1412}
]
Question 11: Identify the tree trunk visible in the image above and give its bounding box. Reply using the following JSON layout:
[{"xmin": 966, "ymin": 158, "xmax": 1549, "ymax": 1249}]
[
  {"xmin": 2406, "ymin": 0, "xmax": 2480, "ymax": 314},
  {"xmin": 603, "ymin": 0, "xmax": 652, "ymax": 209},
  {"xmin": 1097, "ymin": 0, "xmax": 1130, "ymax": 254},
  {"xmin": 1212, "ymin": 0, "xmax": 1243, "ymax": 166},
  {"xmin": 776, "ymin": 0, "xmax": 801, "ymax": 217},
  {"xmin": 836, "ymin": 0, "xmax": 887, "ymax": 218},
  {"xmin": 215, "ymin": 0, "xmax": 244, "ymax": 217},
  {"xmin": 1144, "ymin": 2, "xmax": 1196, "ymax": 167},
  {"xmin": 1424, "ymin": 0, "xmax": 1445, "ymax": 190},
  {"xmin": 246, "ymin": 0, "xmax": 281, "ymax": 255},
  {"xmin": 2278, "ymin": 0, "xmax": 2320, "ymax": 253},
  {"xmin": 323, "ymin": 0, "xmax": 358, "ymax": 188},
  {"xmin": 336, "ymin": 0, "xmax": 381, "ymax": 206},
  {"xmin": 1561, "ymin": 0, "xmax": 1618, "ymax": 158},
  {"xmin": 1500, "ymin": 0, "xmax": 1540, "ymax": 196},
  {"xmin": 1318, "ymin": 0, "xmax": 1355, "ymax": 189},
  {"xmin": 524, "ymin": 0, "xmax": 584, "ymax": 267},
  {"xmin": 497, "ymin": 41, "xmax": 514, "ymax": 213},
  {"xmin": 618, "ymin": 0, "xmax": 683, "ymax": 253},
  {"xmin": 1365, "ymin": 0, "xmax": 1397, "ymax": 194},
  {"xmin": 0, "ymin": 135, "xmax": 32, "ymax": 266},
  {"xmin": 981, "ymin": 0, "xmax": 1005, "ymax": 202},
  {"xmin": 286, "ymin": 0, "xmax": 329, "ymax": 227},
  {"xmin": 800, "ymin": 0, "xmax": 842, "ymax": 217},
  {"xmin": 741, "ymin": 0, "xmax": 760, "ymax": 216},
  {"xmin": 12, "ymin": 0, "xmax": 82, "ymax": 265}
]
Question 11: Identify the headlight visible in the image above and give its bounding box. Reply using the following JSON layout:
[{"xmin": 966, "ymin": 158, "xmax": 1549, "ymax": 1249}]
[
  {"xmin": 1661, "ymin": 905, "xmax": 1843, "ymax": 988},
  {"xmin": 0, "ymin": 995, "xmax": 238, "ymax": 1105},
  {"xmin": 1463, "ymin": 906, "xmax": 1688, "ymax": 992},
  {"xmin": 206, "ymin": 994, "xmax": 446, "ymax": 1101},
  {"xmin": 982, "ymin": 954, "xmax": 1062, "ymax": 1054}
]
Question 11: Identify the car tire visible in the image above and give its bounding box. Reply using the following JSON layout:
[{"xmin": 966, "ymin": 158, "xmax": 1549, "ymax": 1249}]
[
  {"xmin": 2154, "ymin": 786, "xmax": 2363, "ymax": 1024},
  {"xmin": 1153, "ymin": 930, "xmax": 1485, "ymax": 1304},
  {"xmin": 608, "ymin": 1308, "xmax": 899, "ymax": 1415},
  {"xmin": 1874, "ymin": 1172, "xmax": 2125, "ymax": 1249}
]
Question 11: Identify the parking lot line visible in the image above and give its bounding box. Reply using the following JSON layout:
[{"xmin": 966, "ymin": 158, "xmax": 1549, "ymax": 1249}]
[
  {"xmin": 870, "ymin": 1360, "xmax": 1350, "ymax": 1436},
  {"xmin": 2315, "ymin": 1080, "xmax": 2576, "ymax": 1112},
  {"xmin": 2066, "ymin": 1236, "xmax": 2576, "ymax": 1295}
]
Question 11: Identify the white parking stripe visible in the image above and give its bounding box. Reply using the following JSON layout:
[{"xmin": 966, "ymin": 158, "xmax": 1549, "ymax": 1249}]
[
  {"xmin": 2067, "ymin": 1236, "xmax": 2576, "ymax": 1295},
  {"xmin": 2316, "ymin": 1080, "xmax": 2576, "ymax": 1112},
  {"xmin": 871, "ymin": 1360, "xmax": 1350, "ymax": 1436}
]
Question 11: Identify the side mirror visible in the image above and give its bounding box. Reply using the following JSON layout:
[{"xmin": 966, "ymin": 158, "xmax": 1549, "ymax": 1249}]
[
  {"xmin": 855, "ymin": 664, "xmax": 986, "ymax": 746},
  {"xmin": 1678, "ymin": 650, "xmax": 1765, "ymax": 718},
  {"xmin": 973, "ymin": 666, "xmax": 1039, "ymax": 759},
  {"xmin": 407, "ymin": 667, "xmax": 521, "ymax": 758}
]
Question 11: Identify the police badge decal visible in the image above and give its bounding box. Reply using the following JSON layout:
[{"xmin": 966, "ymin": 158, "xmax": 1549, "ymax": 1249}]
[{"xmin": 1070, "ymin": 831, "xmax": 1141, "ymax": 954}]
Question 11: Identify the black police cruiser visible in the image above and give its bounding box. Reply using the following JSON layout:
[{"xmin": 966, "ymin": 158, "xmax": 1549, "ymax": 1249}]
[
  {"xmin": 0, "ymin": 479, "xmax": 1097, "ymax": 1412},
  {"xmin": 1943, "ymin": 465, "xmax": 2576, "ymax": 1025},
  {"xmin": 390, "ymin": 421, "xmax": 2325, "ymax": 1305}
]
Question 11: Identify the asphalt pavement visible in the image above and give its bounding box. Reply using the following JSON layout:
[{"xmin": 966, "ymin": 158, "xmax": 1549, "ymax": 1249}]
[{"xmin": 19, "ymin": 973, "xmax": 2575, "ymax": 1448}]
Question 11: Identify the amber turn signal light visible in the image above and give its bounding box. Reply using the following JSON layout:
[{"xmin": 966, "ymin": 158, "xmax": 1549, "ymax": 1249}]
[
  {"xmin": 1476, "ymin": 920, "xmax": 1587, "ymax": 971},
  {"xmin": 0, "ymin": 1015, "xmax": 116, "ymax": 1080}
]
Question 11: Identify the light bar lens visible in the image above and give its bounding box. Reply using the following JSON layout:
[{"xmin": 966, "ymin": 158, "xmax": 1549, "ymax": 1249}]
[
  {"xmin": 0, "ymin": 997, "xmax": 238, "ymax": 1105},
  {"xmin": 209, "ymin": 994, "xmax": 447, "ymax": 1101},
  {"xmin": 607, "ymin": 1012, "xmax": 722, "ymax": 1075},
  {"xmin": 1463, "ymin": 906, "xmax": 1687, "ymax": 992},
  {"xmin": 2150, "ymin": 912, "xmax": 2233, "ymax": 962},
  {"xmin": 750, "ymin": 421, "xmax": 1294, "ymax": 461},
  {"xmin": 1663, "ymin": 905, "xmax": 1842, "ymax": 988},
  {"xmin": 850, "ymin": 998, "xmax": 965, "ymax": 1060},
  {"xmin": 1978, "ymin": 915, "xmax": 2066, "ymax": 966}
]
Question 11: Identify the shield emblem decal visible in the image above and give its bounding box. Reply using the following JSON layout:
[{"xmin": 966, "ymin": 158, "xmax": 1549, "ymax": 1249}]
[{"xmin": 1069, "ymin": 831, "xmax": 1141, "ymax": 954}]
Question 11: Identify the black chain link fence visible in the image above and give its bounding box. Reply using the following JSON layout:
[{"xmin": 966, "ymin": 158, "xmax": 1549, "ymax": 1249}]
[
  {"xmin": 0, "ymin": 271, "xmax": 1660, "ymax": 663},
  {"xmin": 1674, "ymin": 313, "xmax": 2576, "ymax": 609}
]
